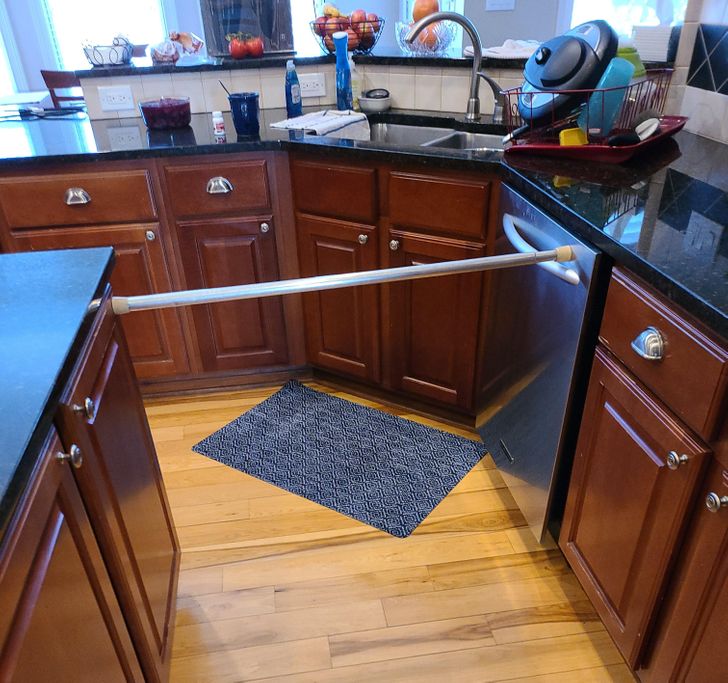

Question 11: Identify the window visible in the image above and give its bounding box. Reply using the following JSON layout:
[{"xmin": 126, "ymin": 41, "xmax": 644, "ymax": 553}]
[
  {"xmin": 0, "ymin": 27, "xmax": 16, "ymax": 96},
  {"xmin": 570, "ymin": 0, "xmax": 689, "ymax": 36},
  {"xmin": 42, "ymin": 0, "xmax": 169, "ymax": 70}
]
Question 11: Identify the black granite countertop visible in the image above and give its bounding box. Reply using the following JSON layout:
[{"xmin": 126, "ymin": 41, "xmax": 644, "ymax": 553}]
[
  {"xmin": 0, "ymin": 249, "xmax": 114, "ymax": 543},
  {"xmin": 0, "ymin": 107, "xmax": 725, "ymax": 340}
]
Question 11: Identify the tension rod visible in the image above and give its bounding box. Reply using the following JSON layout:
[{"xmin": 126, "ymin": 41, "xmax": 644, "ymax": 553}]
[{"xmin": 112, "ymin": 246, "xmax": 578, "ymax": 315}]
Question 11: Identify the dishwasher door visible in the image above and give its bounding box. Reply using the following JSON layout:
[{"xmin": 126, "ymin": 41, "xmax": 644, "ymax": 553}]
[{"xmin": 477, "ymin": 184, "xmax": 599, "ymax": 542}]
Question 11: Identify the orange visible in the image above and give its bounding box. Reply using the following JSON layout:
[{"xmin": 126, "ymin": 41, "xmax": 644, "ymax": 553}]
[{"xmin": 413, "ymin": 0, "xmax": 439, "ymax": 22}]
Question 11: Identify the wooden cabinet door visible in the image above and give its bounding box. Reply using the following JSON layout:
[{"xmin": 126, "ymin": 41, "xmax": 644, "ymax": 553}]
[
  {"xmin": 297, "ymin": 215, "xmax": 380, "ymax": 382},
  {"xmin": 176, "ymin": 216, "xmax": 288, "ymax": 373},
  {"xmin": 56, "ymin": 311, "xmax": 179, "ymax": 683},
  {"xmin": 560, "ymin": 347, "xmax": 710, "ymax": 667},
  {"xmin": 10, "ymin": 224, "xmax": 189, "ymax": 380},
  {"xmin": 384, "ymin": 231, "xmax": 485, "ymax": 411},
  {"xmin": 639, "ymin": 457, "xmax": 728, "ymax": 681},
  {"xmin": 0, "ymin": 431, "xmax": 143, "ymax": 682}
]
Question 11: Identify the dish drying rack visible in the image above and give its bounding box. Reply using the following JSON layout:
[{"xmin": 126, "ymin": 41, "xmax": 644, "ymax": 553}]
[{"xmin": 501, "ymin": 69, "xmax": 685, "ymax": 162}]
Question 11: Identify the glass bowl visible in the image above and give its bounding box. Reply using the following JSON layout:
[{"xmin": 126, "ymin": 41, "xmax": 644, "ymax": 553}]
[
  {"xmin": 395, "ymin": 20, "xmax": 456, "ymax": 57},
  {"xmin": 138, "ymin": 97, "xmax": 191, "ymax": 130}
]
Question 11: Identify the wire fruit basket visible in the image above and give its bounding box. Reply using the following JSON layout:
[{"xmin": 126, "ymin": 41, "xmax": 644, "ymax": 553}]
[
  {"xmin": 310, "ymin": 18, "xmax": 385, "ymax": 55},
  {"xmin": 502, "ymin": 69, "xmax": 684, "ymax": 162},
  {"xmin": 83, "ymin": 36, "xmax": 133, "ymax": 67}
]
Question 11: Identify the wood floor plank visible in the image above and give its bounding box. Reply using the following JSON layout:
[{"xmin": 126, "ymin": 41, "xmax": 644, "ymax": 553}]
[
  {"xmin": 257, "ymin": 632, "xmax": 624, "ymax": 683},
  {"xmin": 169, "ymin": 636, "xmax": 332, "ymax": 682},
  {"xmin": 329, "ymin": 615, "xmax": 495, "ymax": 667},
  {"xmin": 176, "ymin": 586, "xmax": 276, "ymax": 627},
  {"xmin": 172, "ymin": 499, "xmax": 252, "ymax": 527},
  {"xmin": 222, "ymin": 531, "xmax": 516, "ymax": 592},
  {"xmin": 382, "ymin": 574, "xmax": 587, "ymax": 627},
  {"xmin": 176, "ymin": 565, "xmax": 224, "ymax": 598},
  {"xmin": 174, "ymin": 600, "xmax": 386, "ymax": 658},
  {"xmin": 274, "ymin": 566, "xmax": 435, "ymax": 612},
  {"xmin": 498, "ymin": 662, "xmax": 636, "ymax": 682},
  {"xmin": 426, "ymin": 549, "xmax": 570, "ymax": 591}
]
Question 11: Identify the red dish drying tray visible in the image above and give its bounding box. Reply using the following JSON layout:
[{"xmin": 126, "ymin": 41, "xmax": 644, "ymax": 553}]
[{"xmin": 504, "ymin": 116, "xmax": 687, "ymax": 164}]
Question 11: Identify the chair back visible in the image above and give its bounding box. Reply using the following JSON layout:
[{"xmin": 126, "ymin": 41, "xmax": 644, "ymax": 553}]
[{"xmin": 40, "ymin": 70, "xmax": 84, "ymax": 108}]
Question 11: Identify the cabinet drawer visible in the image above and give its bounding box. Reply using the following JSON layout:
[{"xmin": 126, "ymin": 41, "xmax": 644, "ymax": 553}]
[
  {"xmin": 163, "ymin": 158, "xmax": 271, "ymax": 219},
  {"xmin": 388, "ymin": 171, "xmax": 491, "ymax": 240},
  {"xmin": 291, "ymin": 159, "xmax": 377, "ymax": 224},
  {"xmin": 600, "ymin": 269, "xmax": 728, "ymax": 440},
  {"xmin": 0, "ymin": 170, "xmax": 157, "ymax": 229}
]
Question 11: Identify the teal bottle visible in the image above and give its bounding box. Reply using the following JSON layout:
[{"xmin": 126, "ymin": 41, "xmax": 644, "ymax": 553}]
[{"xmin": 333, "ymin": 31, "xmax": 352, "ymax": 111}]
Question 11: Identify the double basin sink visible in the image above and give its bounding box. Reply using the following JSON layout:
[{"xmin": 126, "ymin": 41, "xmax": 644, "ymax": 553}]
[{"xmin": 368, "ymin": 122, "xmax": 505, "ymax": 152}]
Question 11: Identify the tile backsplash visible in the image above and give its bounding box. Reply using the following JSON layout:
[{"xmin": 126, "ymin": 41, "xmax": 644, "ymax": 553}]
[{"xmin": 80, "ymin": 63, "xmax": 524, "ymax": 121}]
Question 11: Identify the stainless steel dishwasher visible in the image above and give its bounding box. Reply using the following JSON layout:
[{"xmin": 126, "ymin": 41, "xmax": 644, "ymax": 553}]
[{"xmin": 477, "ymin": 184, "xmax": 600, "ymax": 542}]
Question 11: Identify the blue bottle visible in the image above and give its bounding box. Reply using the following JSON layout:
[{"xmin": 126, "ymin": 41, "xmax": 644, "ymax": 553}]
[
  {"xmin": 285, "ymin": 59, "xmax": 302, "ymax": 118},
  {"xmin": 333, "ymin": 32, "xmax": 352, "ymax": 111}
]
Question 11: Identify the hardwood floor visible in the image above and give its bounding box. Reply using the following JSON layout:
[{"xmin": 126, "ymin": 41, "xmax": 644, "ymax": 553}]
[{"xmin": 145, "ymin": 382, "xmax": 632, "ymax": 682}]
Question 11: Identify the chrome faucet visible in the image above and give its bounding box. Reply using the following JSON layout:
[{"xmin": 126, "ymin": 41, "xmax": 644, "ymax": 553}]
[{"xmin": 405, "ymin": 11, "xmax": 505, "ymax": 122}]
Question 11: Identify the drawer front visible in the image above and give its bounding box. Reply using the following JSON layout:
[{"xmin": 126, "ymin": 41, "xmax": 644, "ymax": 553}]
[
  {"xmin": 164, "ymin": 159, "xmax": 271, "ymax": 219},
  {"xmin": 0, "ymin": 170, "xmax": 157, "ymax": 229},
  {"xmin": 388, "ymin": 171, "xmax": 491, "ymax": 240},
  {"xmin": 600, "ymin": 269, "xmax": 728, "ymax": 439},
  {"xmin": 291, "ymin": 158, "xmax": 377, "ymax": 224}
]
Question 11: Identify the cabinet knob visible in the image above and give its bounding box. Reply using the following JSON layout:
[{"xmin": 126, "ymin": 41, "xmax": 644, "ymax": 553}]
[
  {"xmin": 706, "ymin": 492, "xmax": 728, "ymax": 513},
  {"xmin": 72, "ymin": 397, "xmax": 96, "ymax": 420},
  {"xmin": 64, "ymin": 187, "xmax": 91, "ymax": 205},
  {"xmin": 666, "ymin": 451, "xmax": 689, "ymax": 470},
  {"xmin": 260, "ymin": 222, "xmax": 270, "ymax": 233},
  {"xmin": 630, "ymin": 326, "xmax": 664, "ymax": 361},
  {"xmin": 206, "ymin": 176, "xmax": 233, "ymax": 194},
  {"xmin": 389, "ymin": 239, "xmax": 400, "ymax": 251},
  {"xmin": 56, "ymin": 444, "xmax": 83, "ymax": 469},
  {"xmin": 145, "ymin": 230, "xmax": 156, "ymax": 241},
  {"xmin": 358, "ymin": 233, "xmax": 368, "ymax": 245}
]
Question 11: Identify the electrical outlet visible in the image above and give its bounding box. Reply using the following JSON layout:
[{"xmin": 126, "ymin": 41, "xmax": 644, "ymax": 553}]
[
  {"xmin": 108, "ymin": 126, "xmax": 143, "ymax": 151},
  {"xmin": 299, "ymin": 73, "xmax": 326, "ymax": 98},
  {"xmin": 98, "ymin": 85, "xmax": 135, "ymax": 111}
]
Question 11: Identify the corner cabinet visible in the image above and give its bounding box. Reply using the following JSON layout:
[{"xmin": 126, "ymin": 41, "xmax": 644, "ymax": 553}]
[
  {"xmin": 290, "ymin": 155, "xmax": 498, "ymax": 414},
  {"xmin": 0, "ymin": 296, "xmax": 180, "ymax": 682},
  {"xmin": 560, "ymin": 268, "xmax": 728, "ymax": 677}
]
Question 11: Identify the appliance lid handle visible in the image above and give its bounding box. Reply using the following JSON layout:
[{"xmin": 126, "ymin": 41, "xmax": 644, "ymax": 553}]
[{"xmin": 502, "ymin": 213, "xmax": 581, "ymax": 286}]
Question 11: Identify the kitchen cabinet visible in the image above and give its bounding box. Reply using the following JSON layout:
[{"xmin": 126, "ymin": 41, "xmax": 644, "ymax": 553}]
[
  {"xmin": 384, "ymin": 231, "xmax": 485, "ymax": 410},
  {"xmin": 297, "ymin": 214, "xmax": 380, "ymax": 382},
  {"xmin": 560, "ymin": 347, "xmax": 709, "ymax": 666},
  {"xmin": 638, "ymin": 454, "xmax": 728, "ymax": 681},
  {"xmin": 175, "ymin": 217, "xmax": 288, "ymax": 373},
  {"xmin": 560, "ymin": 268, "xmax": 728, "ymax": 675},
  {"xmin": 0, "ymin": 429, "xmax": 143, "ymax": 682},
  {"xmin": 55, "ymin": 301, "xmax": 179, "ymax": 682},
  {"xmin": 9, "ymin": 223, "xmax": 189, "ymax": 380}
]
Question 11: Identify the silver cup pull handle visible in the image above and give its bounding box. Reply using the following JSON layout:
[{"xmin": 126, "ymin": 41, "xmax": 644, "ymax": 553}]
[
  {"xmin": 631, "ymin": 326, "xmax": 665, "ymax": 361},
  {"xmin": 206, "ymin": 176, "xmax": 233, "ymax": 194},
  {"xmin": 65, "ymin": 187, "xmax": 91, "ymax": 205},
  {"xmin": 706, "ymin": 492, "xmax": 728, "ymax": 513}
]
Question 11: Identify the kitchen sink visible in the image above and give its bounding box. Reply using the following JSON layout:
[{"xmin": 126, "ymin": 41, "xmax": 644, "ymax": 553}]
[
  {"xmin": 423, "ymin": 131, "xmax": 505, "ymax": 151},
  {"xmin": 369, "ymin": 123, "xmax": 456, "ymax": 146}
]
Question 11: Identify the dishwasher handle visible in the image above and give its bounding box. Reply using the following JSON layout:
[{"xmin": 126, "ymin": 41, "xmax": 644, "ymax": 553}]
[{"xmin": 502, "ymin": 213, "xmax": 581, "ymax": 286}]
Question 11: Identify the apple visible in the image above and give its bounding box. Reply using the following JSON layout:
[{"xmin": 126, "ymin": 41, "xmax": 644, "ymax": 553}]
[
  {"xmin": 346, "ymin": 27, "xmax": 360, "ymax": 50},
  {"xmin": 313, "ymin": 15, "xmax": 328, "ymax": 37},
  {"xmin": 324, "ymin": 34, "xmax": 335, "ymax": 52},
  {"xmin": 325, "ymin": 16, "xmax": 343, "ymax": 36},
  {"xmin": 366, "ymin": 12, "xmax": 381, "ymax": 31},
  {"xmin": 413, "ymin": 0, "xmax": 439, "ymax": 22},
  {"xmin": 350, "ymin": 8, "xmax": 367, "ymax": 25},
  {"xmin": 357, "ymin": 21, "xmax": 375, "ymax": 48}
]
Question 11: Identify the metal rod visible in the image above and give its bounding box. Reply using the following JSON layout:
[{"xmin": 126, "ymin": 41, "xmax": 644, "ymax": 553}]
[{"xmin": 112, "ymin": 246, "xmax": 577, "ymax": 315}]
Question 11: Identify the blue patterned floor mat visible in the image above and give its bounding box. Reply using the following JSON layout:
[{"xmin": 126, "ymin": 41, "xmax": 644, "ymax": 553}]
[{"xmin": 192, "ymin": 381, "xmax": 486, "ymax": 537}]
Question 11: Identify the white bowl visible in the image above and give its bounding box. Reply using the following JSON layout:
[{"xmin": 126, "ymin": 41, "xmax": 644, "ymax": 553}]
[{"xmin": 359, "ymin": 96, "xmax": 391, "ymax": 113}]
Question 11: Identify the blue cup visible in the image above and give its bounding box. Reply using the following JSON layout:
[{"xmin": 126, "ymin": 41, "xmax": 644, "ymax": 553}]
[{"xmin": 229, "ymin": 92, "xmax": 260, "ymax": 137}]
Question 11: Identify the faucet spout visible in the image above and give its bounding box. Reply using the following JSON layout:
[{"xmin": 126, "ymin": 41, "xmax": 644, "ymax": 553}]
[{"xmin": 405, "ymin": 11, "xmax": 483, "ymax": 120}]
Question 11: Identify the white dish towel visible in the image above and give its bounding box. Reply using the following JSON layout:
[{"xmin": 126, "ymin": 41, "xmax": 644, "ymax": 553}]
[
  {"xmin": 271, "ymin": 110, "xmax": 370, "ymax": 141},
  {"xmin": 465, "ymin": 39, "xmax": 540, "ymax": 59}
]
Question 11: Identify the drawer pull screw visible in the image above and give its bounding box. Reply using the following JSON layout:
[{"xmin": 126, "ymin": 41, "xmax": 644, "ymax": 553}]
[
  {"xmin": 666, "ymin": 451, "xmax": 689, "ymax": 470},
  {"xmin": 706, "ymin": 492, "xmax": 728, "ymax": 513},
  {"xmin": 56, "ymin": 444, "xmax": 83, "ymax": 469},
  {"xmin": 72, "ymin": 397, "xmax": 96, "ymax": 420}
]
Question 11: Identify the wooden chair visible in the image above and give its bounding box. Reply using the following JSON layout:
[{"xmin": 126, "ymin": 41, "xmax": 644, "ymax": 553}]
[{"xmin": 40, "ymin": 70, "xmax": 85, "ymax": 108}]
